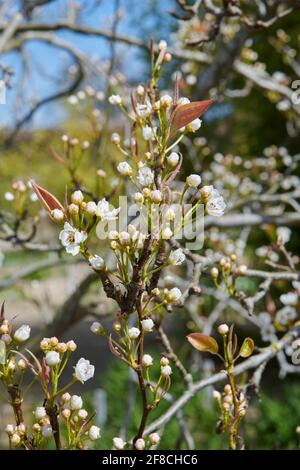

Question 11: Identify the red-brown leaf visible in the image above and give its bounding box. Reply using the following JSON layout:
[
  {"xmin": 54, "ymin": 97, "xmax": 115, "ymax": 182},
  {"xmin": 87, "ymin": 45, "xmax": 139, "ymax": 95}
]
[
  {"xmin": 31, "ymin": 181, "xmax": 64, "ymax": 214},
  {"xmin": 171, "ymin": 99, "xmax": 213, "ymax": 130}
]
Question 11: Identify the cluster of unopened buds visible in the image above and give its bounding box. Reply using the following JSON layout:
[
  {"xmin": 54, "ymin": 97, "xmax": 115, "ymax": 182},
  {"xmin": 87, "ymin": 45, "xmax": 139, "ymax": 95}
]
[
  {"xmin": 213, "ymin": 384, "xmax": 248, "ymax": 429},
  {"xmin": 111, "ymin": 431, "xmax": 161, "ymax": 451},
  {"xmin": 187, "ymin": 323, "xmax": 254, "ymax": 449},
  {"xmin": 0, "ymin": 304, "xmax": 100, "ymax": 450},
  {"xmin": 210, "ymin": 255, "xmax": 248, "ymax": 295}
]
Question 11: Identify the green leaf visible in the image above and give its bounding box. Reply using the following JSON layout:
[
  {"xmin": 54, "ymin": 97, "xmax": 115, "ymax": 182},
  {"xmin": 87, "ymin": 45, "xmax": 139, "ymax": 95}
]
[
  {"xmin": 187, "ymin": 333, "xmax": 219, "ymax": 355},
  {"xmin": 239, "ymin": 337, "xmax": 254, "ymax": 358}
]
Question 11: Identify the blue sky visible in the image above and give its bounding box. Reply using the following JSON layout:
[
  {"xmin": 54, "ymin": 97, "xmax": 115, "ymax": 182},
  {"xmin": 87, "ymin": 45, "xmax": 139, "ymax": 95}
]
[{"xmin": 0, "ymin": 0, "xmax": 174, "ymax": 130}]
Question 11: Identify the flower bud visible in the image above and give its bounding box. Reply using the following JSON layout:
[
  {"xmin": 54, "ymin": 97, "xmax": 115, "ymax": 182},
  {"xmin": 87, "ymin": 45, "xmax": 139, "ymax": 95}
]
[
  {"xmin": 109, "ymin": 94, "xmax": 122, "ymax": 105},
  {"xmin": 212, "ymin": 390, "xmax": 221, "ymax": 400},
  {"xmin": 49, "ymin": 336, "xmax": 59, "ymax": 347},
  {"xmin": 45, "ymin": 350, "xmax": 60, "ymax": 366},
  {"xmin": 161, "ymin": 227, "xmax": 173, "ymax": 240},
  {"xmin": 237, "ymin": 264, "xmax": 247, "ymax": 275},
  {"xmin": 62, "ymin": 409, "xmax": 71, "ymax": 419},
  {"xmin": 160, "ymin": 356, "xmax": 169, "ymax": 366},
  {"xmin": 70, "ymin": 395, "xmax": 83, "ymax": 410},
  {"xmin": 5, "ymin": 424, "xmax": 14, "ymax": 435},
  {"xmin": 56, "ymin": 342, "xmax": 67, "ymax": 354},
  {"xmin": 68, "ymin": 203, "xmax": 79, "ymax": 215},
  {"xmin": 186, "ymin": 174, "xmax": 201, "ymax": 188},
  {"xmin": 149, "ymin": 432, "xmax": 160, "ymax": 445},
  {"xmin": 32, "ymin": 423, "xmax": 41, "ymax": 433},
  {"xmin": 111, "ymin": 132, "xmax": 120, "ymax": 144},
  {"xmin": 141, "ymin": 318, "xmax": 154, "ymax": 332},
  {"xmin": 90, "ymin": 322, "xmax": 105, "ymax": 335},
  {"xmin": 42, "ymin": 423, "xmax": 53, "ymax": 438},
  {"xmin": 211, "ymin": 267, "xmax": 219, "ymax": 278},
  {"xmin": 135, "ymin": 438, "xmax": 145, "ymax": 450},
  {"xmin": 218, "ymin": 324, "xmax": 229, "ymax": 335},
  {"xmin": 89, "ymin": 425, "xmax": 101, "ymax": 440},
  {"xmin": 78, "ymin": 409, "xmax": 88, "ymax": 420},
  {"xmin": 89, "ymin": 255, "xmax": 105, "ymax": 271},
  {"xmin": 128, "ymin": 327, "xmax": 140, "ymax": 340},
  {"xmin": 142, "ymin": 354, "xmax": 153, "ymax": 367},
  {"xmin": 35, "ymin": 407, "xmax": 47, "ymax": 421},
  {"xmin": 113, "ymin": 437, "xmax": 125, "ymax": 450},
  {"xmin": 113, "ymin": 321, "xmax": 122, "ymax": 332},
  {"xmin": 150, "ymin": 190, "xmax": 162, "ymax": 204},
  {"xmin": 51, "ymin": 208, "xmax": 64, "ymax": 222},
  {"xmin": 161, "ymin": 365, "xmax": 172, "ymax": 377},
  {"xmin": 86, "ymin": 201, "xmax": 97, "ymax": 216},
  {"xmin": 62, "ymin": 393, "xmax": 71, "ymax": 402},
  {"xmin": 72, "ymin": 190, "xmax": 84, "ymax": 205},
  {"xmin": 11, "ymin": 433, "xmax": 21, "ymax": 447},
  {"xmin": 67, "ymin": 340, "xmax": 77, "ymax": 352},
  {"xmin": 14, "ymin": 324, "xmax": 31, "ymax": 343},
  {"xmin": 133, "ymin": 192, "xmax": 144, "ymax": 204}
]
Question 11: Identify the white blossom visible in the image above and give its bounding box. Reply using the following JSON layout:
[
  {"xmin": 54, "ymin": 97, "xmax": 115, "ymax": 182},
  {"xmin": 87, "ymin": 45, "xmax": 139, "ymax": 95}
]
[
  {"xmin": 136, "ymin": 101, "xmax": 152, "ymax": 118},
  {"xmin": 45, "ymin": 351, "xmax": 60, "ymax": 366},
  {"xmin": 74, "ymin": 358, "xmax": 95, "ymax": 383},
  {"xmin": 141, "ymin": 318, "xmax": 154, "ymax": 332},
  {"xmin": 206, "ymin": 191, "xmax": 226, "ymax": 217},
  {"xmin": 96, "ymin": 198, "xmax": 120, "ymax": 220},
  {"xmin": 59, "ymin": 222, "xmax": 87, "ymax": 256},
  {"xmin": 14, "ymin": 325, "xmax": 31, "ymax": 343},
  {"xmin": 89, "ymin": 425, "xmax": 101, "ymax": 440},
  {"xmin": 169, "ymin": 248, "xmax": 186, "ymax": 266},
  {"xmin": 137, "ymin": 166, "xmax": 154, "ymax": 187},
  {"xmin": 86, "ymin": 201, "xmax": 97, "ymax": 216}
]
